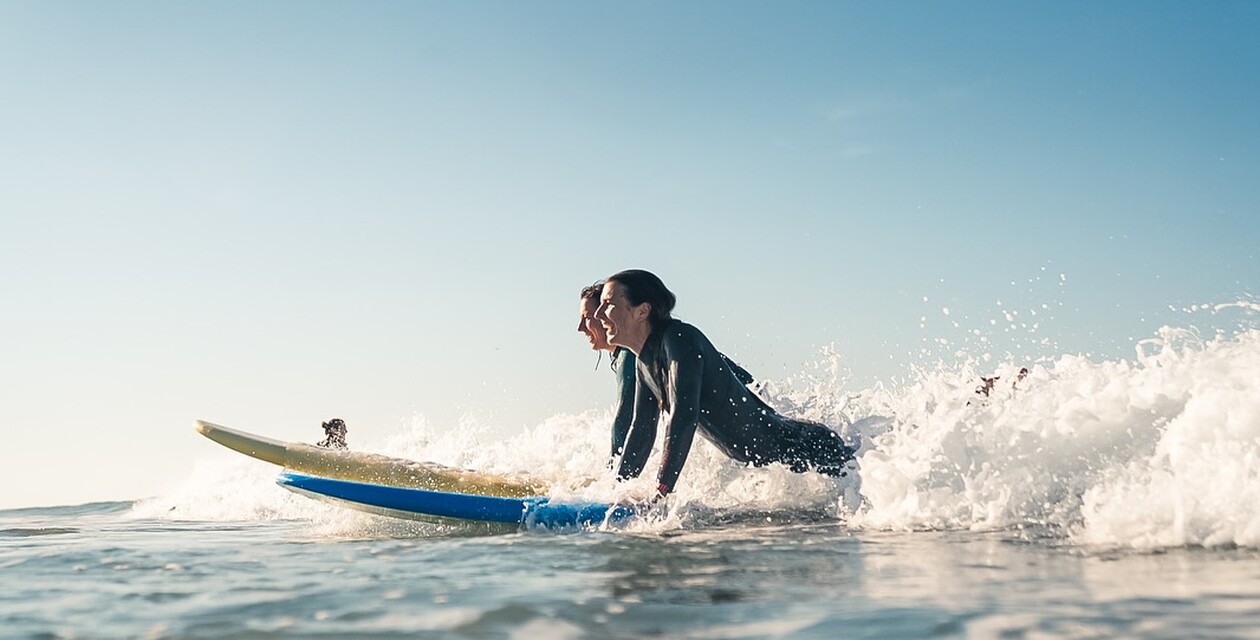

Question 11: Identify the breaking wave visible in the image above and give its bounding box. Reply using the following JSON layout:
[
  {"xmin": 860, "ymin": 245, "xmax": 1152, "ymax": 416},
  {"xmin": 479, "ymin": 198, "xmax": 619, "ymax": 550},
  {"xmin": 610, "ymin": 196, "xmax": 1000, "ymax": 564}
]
[{"xmin": 137, "ymin": 301, "xmax": 1260, "ymax": 549}]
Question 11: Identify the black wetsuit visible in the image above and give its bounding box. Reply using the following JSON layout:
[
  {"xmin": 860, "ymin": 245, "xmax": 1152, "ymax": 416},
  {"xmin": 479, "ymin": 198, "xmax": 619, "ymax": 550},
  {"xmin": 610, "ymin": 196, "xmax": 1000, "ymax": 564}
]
[
  {"xmin": 609, "ymin": 347, "xmax": 654, "ymax": 463},
  {"xmin": 616, "ymin": 320, "xmax": 855, "ymax": 493},
  {"xmin": 608, "ymin": 346, "xmax": 756, "ymax": 466}
]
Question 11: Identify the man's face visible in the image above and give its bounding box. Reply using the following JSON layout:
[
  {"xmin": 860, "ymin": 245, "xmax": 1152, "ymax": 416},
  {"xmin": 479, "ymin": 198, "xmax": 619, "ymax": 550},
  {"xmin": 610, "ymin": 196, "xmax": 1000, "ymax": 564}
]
[{"xmin": 577, "ymin": 296, "xmax": 610, "ymax": 351}]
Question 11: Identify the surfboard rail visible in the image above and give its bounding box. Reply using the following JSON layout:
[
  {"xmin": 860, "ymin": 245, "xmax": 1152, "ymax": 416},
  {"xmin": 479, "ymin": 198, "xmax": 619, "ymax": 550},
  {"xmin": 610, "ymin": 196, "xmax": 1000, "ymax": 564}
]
[{"xmin": 275, "ymin": 472, "xmax": 632, "ymax": 529}]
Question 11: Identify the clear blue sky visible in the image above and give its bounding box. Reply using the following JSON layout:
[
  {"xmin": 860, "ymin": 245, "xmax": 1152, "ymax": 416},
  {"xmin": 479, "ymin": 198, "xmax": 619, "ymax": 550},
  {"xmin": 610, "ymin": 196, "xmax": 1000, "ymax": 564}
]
[{"xmin": 2, "ymin": 2, "xmax": 1257, "ymax": 508}]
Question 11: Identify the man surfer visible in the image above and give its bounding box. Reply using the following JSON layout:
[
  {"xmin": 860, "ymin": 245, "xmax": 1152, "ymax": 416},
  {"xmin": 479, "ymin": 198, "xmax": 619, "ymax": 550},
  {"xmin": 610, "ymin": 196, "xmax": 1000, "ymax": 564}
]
[{"xmin": 595, "ymin": 269, "xmax": 856, "ymax": 498}]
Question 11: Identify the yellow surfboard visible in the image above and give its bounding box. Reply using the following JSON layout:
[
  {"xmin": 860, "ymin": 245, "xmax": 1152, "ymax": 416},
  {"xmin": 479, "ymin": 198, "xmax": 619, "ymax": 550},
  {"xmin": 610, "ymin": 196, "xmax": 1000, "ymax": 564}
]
[{"xmin": 194, "ymin": 420, "xmax": 546, "ymax": 498}]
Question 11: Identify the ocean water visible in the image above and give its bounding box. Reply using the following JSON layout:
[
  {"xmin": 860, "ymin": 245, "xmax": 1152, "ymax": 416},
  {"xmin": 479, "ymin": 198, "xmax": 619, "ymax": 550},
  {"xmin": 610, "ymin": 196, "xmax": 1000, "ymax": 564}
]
[{"xmin": 5, "ymin": 310, "xmax": 1260, "ymax": 639}]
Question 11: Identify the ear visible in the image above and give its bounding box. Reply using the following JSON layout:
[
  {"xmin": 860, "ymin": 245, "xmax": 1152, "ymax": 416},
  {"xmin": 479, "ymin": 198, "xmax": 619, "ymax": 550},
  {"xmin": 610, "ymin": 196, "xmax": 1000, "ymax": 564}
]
[{"xmin": 634, "ymin": 302, "xmax": 652, "ymax": 322}]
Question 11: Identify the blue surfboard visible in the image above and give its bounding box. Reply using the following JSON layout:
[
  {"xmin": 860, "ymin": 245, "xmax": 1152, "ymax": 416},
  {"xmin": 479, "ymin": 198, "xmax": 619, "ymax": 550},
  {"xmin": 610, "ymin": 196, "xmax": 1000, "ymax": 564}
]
[{"xmin": 276, "ymin": 472, "xmax": 633, "ymax": 529}]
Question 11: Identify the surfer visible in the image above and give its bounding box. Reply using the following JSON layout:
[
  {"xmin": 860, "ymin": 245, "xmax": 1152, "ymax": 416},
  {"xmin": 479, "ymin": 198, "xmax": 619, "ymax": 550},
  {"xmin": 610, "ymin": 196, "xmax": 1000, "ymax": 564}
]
[
  {"xmin": 976, "ymin": 367, "xmax": 1030, "ymax": 397},
  {"xmin": 317, "ymin": 418, "xmax": 348, "ymax": 449},
  {"xmin": 578, "ymin": 280, "xmax": 654, "ymax": 466},
  {"xmin": 580, "ymin": 280, "xmax": 760, "ymax": 471},
  {"xmin": 595, "ymin": 269, "xmax": 856, "ymax": 498}
]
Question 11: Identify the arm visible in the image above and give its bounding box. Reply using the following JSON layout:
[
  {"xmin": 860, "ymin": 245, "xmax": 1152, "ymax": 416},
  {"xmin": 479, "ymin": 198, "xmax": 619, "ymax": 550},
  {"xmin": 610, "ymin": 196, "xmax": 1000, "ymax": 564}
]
[
  {"xmin": 655, "ymin": 331, "xmax": 705, "ymax": 496},
  {"xmin": 614, "ymin": 374, "xmax": 659, "ymax": 481},
  {"xmin": 609, "ymin": 351, "xmax": 637, "ymax": 464}
]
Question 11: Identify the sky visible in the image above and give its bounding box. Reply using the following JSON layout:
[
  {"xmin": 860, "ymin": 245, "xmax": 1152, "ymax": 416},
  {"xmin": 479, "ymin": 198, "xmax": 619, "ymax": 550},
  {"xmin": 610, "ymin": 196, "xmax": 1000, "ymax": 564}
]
[{"xmin": 1, "ymin": 1, "xmax": 1257, "ymax": 509}]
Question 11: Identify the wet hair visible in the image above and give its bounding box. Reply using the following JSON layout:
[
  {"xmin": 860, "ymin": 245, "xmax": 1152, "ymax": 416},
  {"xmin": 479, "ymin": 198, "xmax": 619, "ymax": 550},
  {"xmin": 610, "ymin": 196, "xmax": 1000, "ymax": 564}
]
[
  {"xmin": 579, "ymin": 280, "xmax": 604, "ymax": 303},
  {"xmin": 605, "ymin": 269, "xmax": 676, "ymax": 330}
]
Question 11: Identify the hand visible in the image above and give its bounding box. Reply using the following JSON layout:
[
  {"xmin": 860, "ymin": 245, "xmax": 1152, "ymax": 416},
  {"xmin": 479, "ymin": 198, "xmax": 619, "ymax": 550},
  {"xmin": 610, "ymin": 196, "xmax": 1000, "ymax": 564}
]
[
  {"xmin": 614, "ymin": 484, "xmax": 669, "ymax": 510},
  {"xmin": 652, "ymin": 483, "xmax": 672, "ymax": 505}
]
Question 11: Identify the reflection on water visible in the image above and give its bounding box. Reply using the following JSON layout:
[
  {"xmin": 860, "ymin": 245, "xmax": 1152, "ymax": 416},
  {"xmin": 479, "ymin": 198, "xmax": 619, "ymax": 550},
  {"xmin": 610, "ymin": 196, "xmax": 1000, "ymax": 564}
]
[{"xmin": 4, "ymin": 506, "xmax": 1260, "ymax": 639}]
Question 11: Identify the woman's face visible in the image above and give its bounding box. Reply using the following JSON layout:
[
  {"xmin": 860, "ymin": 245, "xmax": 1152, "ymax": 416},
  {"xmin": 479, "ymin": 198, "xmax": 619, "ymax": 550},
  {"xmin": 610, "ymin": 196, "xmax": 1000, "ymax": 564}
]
[
  {"xmin": 577, "ymin": 296, "xmax": 611, "ymax": 351},
  {"xmin": 596, "ymin": 280, "xmax": 649, "ymax": 351}
]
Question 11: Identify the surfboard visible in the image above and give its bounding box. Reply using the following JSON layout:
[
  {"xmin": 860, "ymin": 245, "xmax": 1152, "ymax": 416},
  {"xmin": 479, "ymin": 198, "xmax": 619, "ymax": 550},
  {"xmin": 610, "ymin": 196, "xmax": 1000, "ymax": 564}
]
[
  {"xmin": 195, "ymin": 420, "xmax": 546, "ymax": 498},
  {"xmin": 275, "ymin": 472, "xmax": 632, "ymax": 529}
]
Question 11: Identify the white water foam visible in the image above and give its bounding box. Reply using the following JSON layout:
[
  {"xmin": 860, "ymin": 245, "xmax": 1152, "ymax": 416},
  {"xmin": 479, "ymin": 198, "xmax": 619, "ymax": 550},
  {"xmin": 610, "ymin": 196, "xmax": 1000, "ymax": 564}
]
[
  {"xmin": 134, "ymin": 405, "xmax": 852, "ymax": 536},
  {"xmin": 138, "ymin": 302, "xmax": 1260, "ymax": 548},
  {"xmin": 850, "ymin": 321, "xmax": 1260, "ymax": 549},
  {"xmin": 129, "ymin": 454, "xmax": 341, "ymax": 522}
]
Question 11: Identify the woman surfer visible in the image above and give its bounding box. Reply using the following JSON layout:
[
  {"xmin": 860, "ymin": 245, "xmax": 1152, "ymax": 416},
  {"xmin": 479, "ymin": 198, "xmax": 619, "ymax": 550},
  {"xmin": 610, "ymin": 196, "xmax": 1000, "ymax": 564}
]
[
  {"xmin": 594, "ymin": 269, "xmax": 856, "ymax": 498},
  {"xmin": 578, "ymin": 280, "xmax": 757, "ymax": 470}
]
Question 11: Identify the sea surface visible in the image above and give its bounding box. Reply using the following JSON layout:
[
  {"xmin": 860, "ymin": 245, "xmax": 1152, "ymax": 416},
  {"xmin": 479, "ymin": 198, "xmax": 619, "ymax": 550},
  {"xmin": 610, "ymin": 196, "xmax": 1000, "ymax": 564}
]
[
  {"xmin": 5, "ymin": 315, "xmax": 1260, "ymax": 639},
  {"xmin": 4, "ymin": 503, "xmax": 1260, "ymax": 639}
]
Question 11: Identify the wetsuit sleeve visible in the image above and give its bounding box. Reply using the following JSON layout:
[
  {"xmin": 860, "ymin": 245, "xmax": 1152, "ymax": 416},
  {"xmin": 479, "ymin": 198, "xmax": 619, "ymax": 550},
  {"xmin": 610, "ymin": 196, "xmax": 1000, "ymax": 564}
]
[
  {"xmin": 609, "ymin": 352, "xmax": 636, "ymax": 464},
  {"xmin": 614, "ymin": 374, "xmax": 658, "ymax": 481},
  {"xmin": 720, "ymin": 353, "xmax": 755, "ymax": 386},
  {"xmin": 656, "ymin": 331, "xmax": 705, "ymax": 494}
]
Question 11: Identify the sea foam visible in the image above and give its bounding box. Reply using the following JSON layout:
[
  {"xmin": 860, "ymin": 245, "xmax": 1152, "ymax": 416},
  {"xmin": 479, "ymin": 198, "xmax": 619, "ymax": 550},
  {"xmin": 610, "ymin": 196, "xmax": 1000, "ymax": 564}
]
[
  {"xmin": 850, "ymin": 324, "xmax": 1260, "ymax": 549},
  {"xmin": 138, "ymin": 304, "xmax": 1260, "ymax": 548}
]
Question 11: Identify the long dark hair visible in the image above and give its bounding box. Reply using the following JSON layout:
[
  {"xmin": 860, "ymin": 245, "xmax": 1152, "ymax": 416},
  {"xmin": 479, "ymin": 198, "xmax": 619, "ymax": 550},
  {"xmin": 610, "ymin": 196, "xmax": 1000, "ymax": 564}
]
[{"xmin": 605, "ymin": 269, "xmax": 676, "ymax": 331}]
